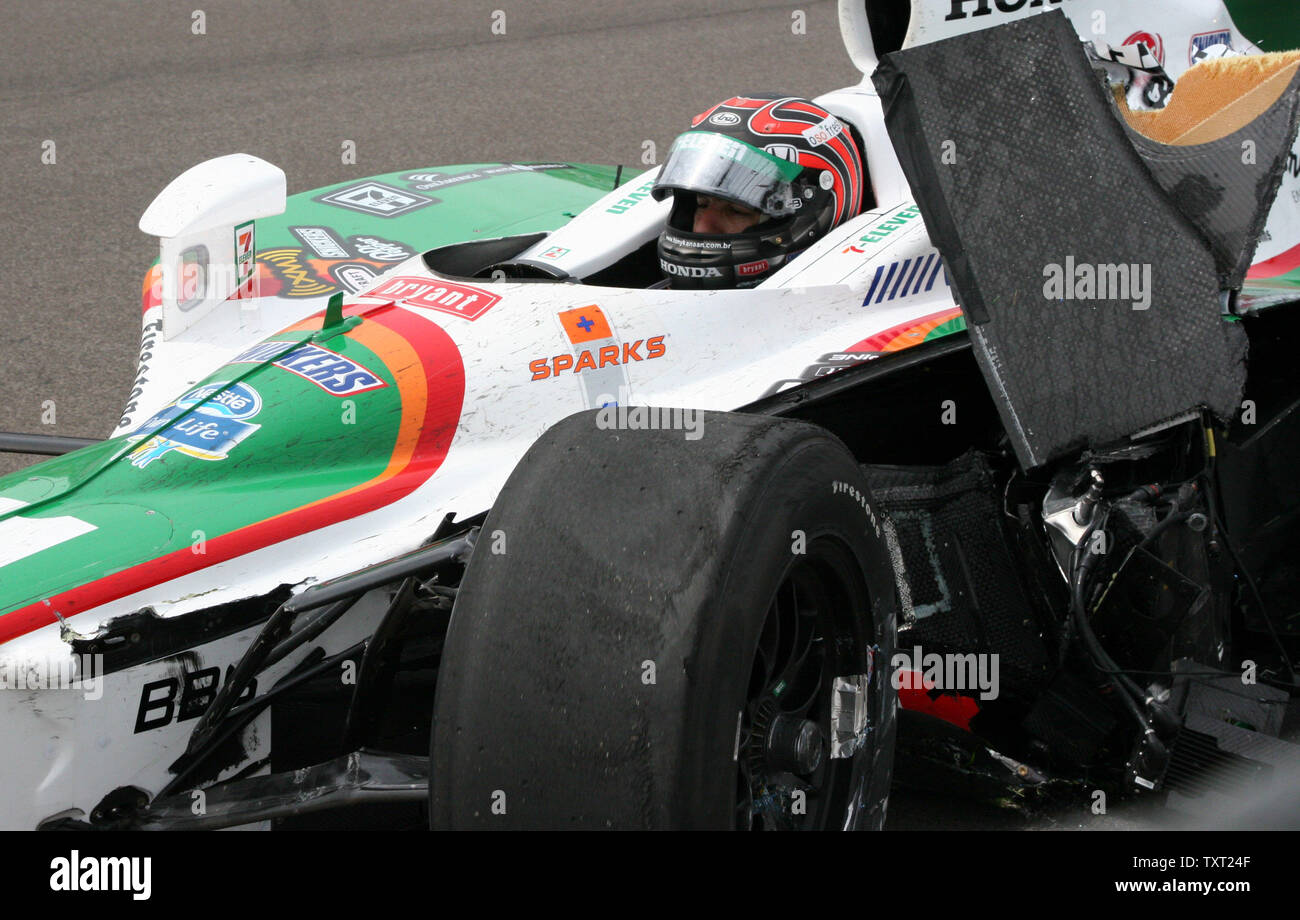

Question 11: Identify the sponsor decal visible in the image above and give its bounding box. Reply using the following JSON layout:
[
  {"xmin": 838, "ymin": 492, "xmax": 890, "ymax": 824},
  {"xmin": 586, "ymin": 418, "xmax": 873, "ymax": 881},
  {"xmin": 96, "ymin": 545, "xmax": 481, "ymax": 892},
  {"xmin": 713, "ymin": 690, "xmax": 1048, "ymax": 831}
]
[
  {"xmin": 765, "ymin": 144, "xmax": 799, "ymax": 163},
  {"xmin": 291, "ymin": 227, "xmax": 414, "ymax": 263},
  {"xmin": 801, "ymin": 114, "xmax": 844, "ymax": 147},
  {"xmin": 1122, "ymin": 30, "xmax": 1165, "ymax": 66},
  {"xmin": 842, "ymin": 206, "xmax": 920, "ymax": 254},
  {"xmin": 1189, "ymin": 29, "xmax": 1233, "ymax": 64},
  {"xmin": 315, "ymin": 181, "xmax": 437, "ymax": 217},
  {"xmin": 761, "ymin": 306, "xmax": 966, "ymax": 397},
  {"xmin": 944, "ymin": 0, "xmax": 1069, "ymax": 20},
  {"xmin": 605, "ymin": 179, "xmax": 657, "ymax": 215},
  {"xmin": 737, "ymin": 259, "xmax": 770, "ymax": 276},
  {"xmin": 539, "ymin": 246, "xmax": 570, "ymax": 260},
  {"xmin": 261, "ymin": 235, "xmax": 414, "ymax": 298},
  {"xmin": 331, "ymin": 263, "xmax": 379, "ymax": 293},
  {"xmin": 119, "ymin": 317, "xmax": 162, "ymax": 429},
  {"xmin": 261, "ymin": 247, "xmax": 335, "ymax": 297},
  {"xmin": 234, "ymin": 221, "xmax": 255, "ymax": 300},
  {"xmin": 135, "ymin": 665, "xmax": 254, "ymax": 734},
  {"xmin": 126, "ymin": 381, "xmax": 263, "ymax": 469},
  {"xmin": 402, "ymin": 162, "xmax": 571, "ymax": 191},
  {"xmin": 558, "ymin": 305, "xmax": 614, "ymax": 344},
  {"xmin": 660, "ymin": 261, "xmax": 724, "ymax": 278},
  {"xmin": 351, "ymin": 235, "xmax": 411, "ymax": 261},
  {"xmin": 861, "ymin": 251, "xmax": 949, "ymax": 305},
  {"xmin": 291, "ymin": 226, "xmax": 349, "ymax": 259},
  {"xmin": 662, "ymin": 232, "xmax": 731, "ymax": 251},
  {"xmin": 0, "ymin": 310, "xmax": 465, "ymax": 647},
  {"xmin": 361, "ymin": 275, "xmax": 500, "ymax": 321},
  {"xmin": 229, "ymin": 341, "xmax": 388, "ymax": 396},
  {"xmin": 709, "ymin": 111, "xmax": 741, "ymax": 126},
  {"xmin": 529, "ymin": 336, "xmax": 667, "ymax": 381},
  {"xmin": 760, "ymin": 352, "xmax": 882, "ymax": 395}
]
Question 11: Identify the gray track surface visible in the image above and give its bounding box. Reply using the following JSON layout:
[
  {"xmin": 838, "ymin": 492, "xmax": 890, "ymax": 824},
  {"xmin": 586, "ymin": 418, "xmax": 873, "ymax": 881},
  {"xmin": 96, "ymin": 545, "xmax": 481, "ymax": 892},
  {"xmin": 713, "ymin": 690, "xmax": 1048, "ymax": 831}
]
[
  {"xmin": 2, "ymin": 0, "xmax": 1291, "ymax": 831},
  {"xmin": 0, "ymin": 0, "xmax": 858, "ymax": 470}
]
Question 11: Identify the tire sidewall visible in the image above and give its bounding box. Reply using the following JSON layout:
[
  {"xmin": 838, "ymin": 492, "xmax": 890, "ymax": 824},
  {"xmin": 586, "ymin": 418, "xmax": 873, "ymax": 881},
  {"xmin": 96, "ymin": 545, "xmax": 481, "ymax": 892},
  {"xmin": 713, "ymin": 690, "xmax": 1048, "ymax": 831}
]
[{"xmin": 676, "ymin": 438, "xmax": 898, "ymax": 829}]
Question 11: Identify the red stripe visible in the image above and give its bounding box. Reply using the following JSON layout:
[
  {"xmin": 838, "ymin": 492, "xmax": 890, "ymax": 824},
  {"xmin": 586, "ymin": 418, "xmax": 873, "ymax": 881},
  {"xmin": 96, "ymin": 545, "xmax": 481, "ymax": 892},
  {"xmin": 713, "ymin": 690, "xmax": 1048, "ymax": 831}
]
[
  {"xmin": 781, "ymin": 100, "xmax": 863, "ymax": 220},
  {"xmin": 1247, "ymin": 242, "xmax": 1300, "ymax": 279},
  {"xmin": 0, "ymin": 308, "xmax": 465, "ymax": 643}
]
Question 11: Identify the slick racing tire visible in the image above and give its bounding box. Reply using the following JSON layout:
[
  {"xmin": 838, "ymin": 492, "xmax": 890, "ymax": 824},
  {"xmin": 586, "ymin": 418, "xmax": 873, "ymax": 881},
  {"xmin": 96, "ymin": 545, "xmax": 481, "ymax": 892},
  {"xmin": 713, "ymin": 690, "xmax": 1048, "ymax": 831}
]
[{"xmin": 430, "ymin": 409, "xmax": 898, "ymax": 829}]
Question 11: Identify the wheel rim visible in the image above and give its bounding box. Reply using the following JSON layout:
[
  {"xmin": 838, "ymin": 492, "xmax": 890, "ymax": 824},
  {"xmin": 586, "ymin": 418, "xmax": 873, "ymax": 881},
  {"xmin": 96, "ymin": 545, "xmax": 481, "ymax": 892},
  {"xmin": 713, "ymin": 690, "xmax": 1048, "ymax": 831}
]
[{"xmin": 735, "ymin": 537, "xmax": 876, "ymax": 830}]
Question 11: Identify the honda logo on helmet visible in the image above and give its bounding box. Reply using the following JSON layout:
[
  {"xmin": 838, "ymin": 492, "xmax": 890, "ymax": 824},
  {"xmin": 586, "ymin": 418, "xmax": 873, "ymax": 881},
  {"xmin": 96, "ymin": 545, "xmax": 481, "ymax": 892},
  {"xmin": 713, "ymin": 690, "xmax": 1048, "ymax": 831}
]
[
  {"xmin": 765, "ymin": 144, "xmax": 799, "ymax": 162},
  {"xmin": 660, "ymin": 261, "xmax": 724, "ymax": 278},
  {"xmin": 709, "ymin": 112, "xmax": 741, "ymax": 126}
]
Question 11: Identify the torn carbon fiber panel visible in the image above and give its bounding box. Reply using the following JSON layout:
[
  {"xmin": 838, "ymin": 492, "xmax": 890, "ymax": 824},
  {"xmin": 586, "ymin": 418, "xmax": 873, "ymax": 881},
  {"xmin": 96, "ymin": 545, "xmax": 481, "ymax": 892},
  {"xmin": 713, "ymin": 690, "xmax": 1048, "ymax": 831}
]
[
  {"xmin": 1118, "ymin": 52, "xmax": 1300, "ymax": 289},
  {"xmin": 872, "ymin": 11, "xmax": 1248, "ymax": 469}
]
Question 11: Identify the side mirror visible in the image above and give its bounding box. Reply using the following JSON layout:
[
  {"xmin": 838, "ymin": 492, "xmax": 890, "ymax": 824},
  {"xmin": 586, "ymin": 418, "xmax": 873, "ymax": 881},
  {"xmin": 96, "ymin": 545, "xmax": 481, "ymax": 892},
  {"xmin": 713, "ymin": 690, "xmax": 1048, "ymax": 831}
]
[{"xmin": 139, "ymin": 154, "xmax": 286, "ymax": 339}]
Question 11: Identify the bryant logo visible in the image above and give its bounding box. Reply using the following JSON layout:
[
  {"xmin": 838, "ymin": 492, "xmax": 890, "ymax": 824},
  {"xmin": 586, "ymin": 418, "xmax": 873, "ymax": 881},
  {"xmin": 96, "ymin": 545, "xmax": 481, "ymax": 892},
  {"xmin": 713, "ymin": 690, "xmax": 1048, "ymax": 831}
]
[
  {"xmin": 945, "ymin": 0, "xmax": 1067, "ymax": 20},
  {"xmin": 363, "ymin": 275, "xmax": 501, "ymax": 321},
  {"xmin": 737, "ymin": 260, "xmax": 770, "ymax": 276},
  {"xmin": 660, "ymin": 262, "xmax": 724, "ymax": 278}
]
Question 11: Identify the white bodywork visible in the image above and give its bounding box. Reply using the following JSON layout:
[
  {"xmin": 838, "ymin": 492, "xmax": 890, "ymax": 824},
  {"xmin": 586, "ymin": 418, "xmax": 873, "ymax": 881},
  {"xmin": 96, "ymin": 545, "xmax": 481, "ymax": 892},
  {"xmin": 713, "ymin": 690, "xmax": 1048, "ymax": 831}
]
[{"xmin": 1, "ymin": 0, "xmax": 1294, "ymax": 829}]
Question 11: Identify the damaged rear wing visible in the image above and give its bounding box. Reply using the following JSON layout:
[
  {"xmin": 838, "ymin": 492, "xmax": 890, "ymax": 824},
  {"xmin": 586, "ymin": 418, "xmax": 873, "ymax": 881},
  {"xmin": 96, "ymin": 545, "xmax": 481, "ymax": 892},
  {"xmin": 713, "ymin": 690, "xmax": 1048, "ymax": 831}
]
[{"xmin": 870, "ymin": 10, "xmax": 1300, "ymax": 469}]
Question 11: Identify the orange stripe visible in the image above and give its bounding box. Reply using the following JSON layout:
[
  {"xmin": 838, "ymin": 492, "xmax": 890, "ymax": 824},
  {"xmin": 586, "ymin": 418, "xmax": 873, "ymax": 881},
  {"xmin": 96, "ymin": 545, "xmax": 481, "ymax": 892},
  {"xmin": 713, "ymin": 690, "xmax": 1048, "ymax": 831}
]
[{"xmin": 259, "ymin": 321, "xmax": 426, "ymax": 522}]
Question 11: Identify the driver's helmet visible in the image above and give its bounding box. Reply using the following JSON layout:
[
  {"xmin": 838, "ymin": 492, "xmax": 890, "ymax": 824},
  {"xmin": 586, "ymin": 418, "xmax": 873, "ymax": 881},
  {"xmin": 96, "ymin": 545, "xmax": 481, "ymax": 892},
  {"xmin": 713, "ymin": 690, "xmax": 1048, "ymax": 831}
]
[{"xmin": 651, "ymin": 94, "xmax": 866, "ymax": 289}]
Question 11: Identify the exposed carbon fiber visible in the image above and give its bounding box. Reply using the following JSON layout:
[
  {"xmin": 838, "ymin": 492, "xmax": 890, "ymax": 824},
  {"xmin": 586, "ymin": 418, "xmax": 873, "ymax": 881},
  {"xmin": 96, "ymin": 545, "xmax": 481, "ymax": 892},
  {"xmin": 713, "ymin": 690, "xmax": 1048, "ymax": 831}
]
[
  {"xmin": 1119, "ymin": 67, "xmax": 1300, "ymax": 290},
  {"xmin": 872, "ymin": 11, "xmax": 1248, "ymax": 469}
]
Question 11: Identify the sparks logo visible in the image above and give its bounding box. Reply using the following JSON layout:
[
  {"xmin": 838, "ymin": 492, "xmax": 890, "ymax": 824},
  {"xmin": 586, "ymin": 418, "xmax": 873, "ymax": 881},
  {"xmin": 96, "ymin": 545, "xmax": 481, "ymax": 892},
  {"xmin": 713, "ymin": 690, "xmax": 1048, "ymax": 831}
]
[{"xmin": 49, "ymin": 851, "xmax": 152, "ymax": 900}]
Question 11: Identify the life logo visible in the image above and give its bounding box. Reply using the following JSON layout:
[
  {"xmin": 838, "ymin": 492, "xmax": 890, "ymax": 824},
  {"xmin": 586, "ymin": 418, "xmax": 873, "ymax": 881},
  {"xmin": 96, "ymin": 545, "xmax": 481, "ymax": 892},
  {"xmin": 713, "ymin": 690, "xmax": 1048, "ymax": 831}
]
[{"xmin": 125, "ymin": 381, "xmax": 263, "ymax": 469}]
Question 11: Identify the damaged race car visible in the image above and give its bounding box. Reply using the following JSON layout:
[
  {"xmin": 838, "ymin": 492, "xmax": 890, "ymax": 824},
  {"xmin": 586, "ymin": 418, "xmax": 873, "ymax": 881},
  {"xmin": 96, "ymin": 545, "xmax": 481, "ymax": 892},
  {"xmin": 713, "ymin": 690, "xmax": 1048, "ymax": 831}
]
[{"xmin": 2, "ymin": 0, "xmax": 1299, "ymax": 831}]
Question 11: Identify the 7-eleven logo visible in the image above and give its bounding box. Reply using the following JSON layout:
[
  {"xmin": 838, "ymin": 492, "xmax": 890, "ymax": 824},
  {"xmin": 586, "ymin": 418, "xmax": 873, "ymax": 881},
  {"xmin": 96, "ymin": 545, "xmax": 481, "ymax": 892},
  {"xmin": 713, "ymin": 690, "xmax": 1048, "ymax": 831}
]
[{"xmin": 234, "ymin": 220, "xmax": 256, "ymax": 299}]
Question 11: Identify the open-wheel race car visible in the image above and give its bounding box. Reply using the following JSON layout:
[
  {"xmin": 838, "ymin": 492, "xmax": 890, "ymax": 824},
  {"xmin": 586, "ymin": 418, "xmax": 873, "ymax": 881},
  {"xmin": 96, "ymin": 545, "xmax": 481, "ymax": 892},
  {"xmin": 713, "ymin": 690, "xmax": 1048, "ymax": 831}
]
[{"xmin": 2, "ymin": 0, "xmax": 1300, "ymax": 830}]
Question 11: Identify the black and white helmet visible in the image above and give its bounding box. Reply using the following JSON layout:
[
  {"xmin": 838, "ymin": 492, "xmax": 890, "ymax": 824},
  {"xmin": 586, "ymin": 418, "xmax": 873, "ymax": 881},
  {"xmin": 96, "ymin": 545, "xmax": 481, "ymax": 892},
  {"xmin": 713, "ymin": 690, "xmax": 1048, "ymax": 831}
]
[{"xmin": 651, "ymin": 94, "xmax": 866, "ymax": 288}]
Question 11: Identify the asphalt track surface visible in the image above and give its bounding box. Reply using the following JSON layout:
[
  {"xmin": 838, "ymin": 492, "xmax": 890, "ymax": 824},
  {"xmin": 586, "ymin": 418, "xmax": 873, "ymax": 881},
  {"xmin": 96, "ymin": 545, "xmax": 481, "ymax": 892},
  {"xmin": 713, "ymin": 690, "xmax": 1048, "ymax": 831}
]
[{"xmin": 1, "ymin": 0, "xmax": 1291, "ymax": 831}]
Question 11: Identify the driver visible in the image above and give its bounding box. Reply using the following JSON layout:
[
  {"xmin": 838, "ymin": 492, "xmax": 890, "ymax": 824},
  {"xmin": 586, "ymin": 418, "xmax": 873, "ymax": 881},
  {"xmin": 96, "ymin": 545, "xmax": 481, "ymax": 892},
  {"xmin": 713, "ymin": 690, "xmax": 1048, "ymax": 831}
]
[{"xmin": 651, "ymin": 93, "xmax": 867, "ymax": 289}]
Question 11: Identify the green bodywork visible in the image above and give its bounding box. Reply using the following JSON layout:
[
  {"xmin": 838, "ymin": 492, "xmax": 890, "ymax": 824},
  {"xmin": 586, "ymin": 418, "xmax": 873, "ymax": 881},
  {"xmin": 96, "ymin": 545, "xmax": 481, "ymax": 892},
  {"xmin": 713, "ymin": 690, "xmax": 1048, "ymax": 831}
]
[
  {"xmin": 0, "ymin": 163, "xmax": 628, "ymax": 618},
  {"xmin": 1226, "ymin": 0, "xmax": 1300, "ymax": 53}
]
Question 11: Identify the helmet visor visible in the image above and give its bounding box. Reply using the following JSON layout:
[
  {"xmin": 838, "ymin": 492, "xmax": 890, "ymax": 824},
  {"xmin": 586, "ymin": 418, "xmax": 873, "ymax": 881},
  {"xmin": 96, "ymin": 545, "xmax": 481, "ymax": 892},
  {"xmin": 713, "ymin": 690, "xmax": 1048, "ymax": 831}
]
[{"xmin": 654, "ymin": 131, "xmax": 804, "ymax": 218}]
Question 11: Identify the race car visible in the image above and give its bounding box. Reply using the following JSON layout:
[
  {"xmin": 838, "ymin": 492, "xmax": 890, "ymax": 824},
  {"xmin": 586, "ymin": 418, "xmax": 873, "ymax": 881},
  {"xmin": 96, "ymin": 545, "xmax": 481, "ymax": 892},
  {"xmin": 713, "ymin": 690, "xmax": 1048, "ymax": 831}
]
[{"xmin": 1, "ymin": 0, "xmax": 1298, "ymax": 830}]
